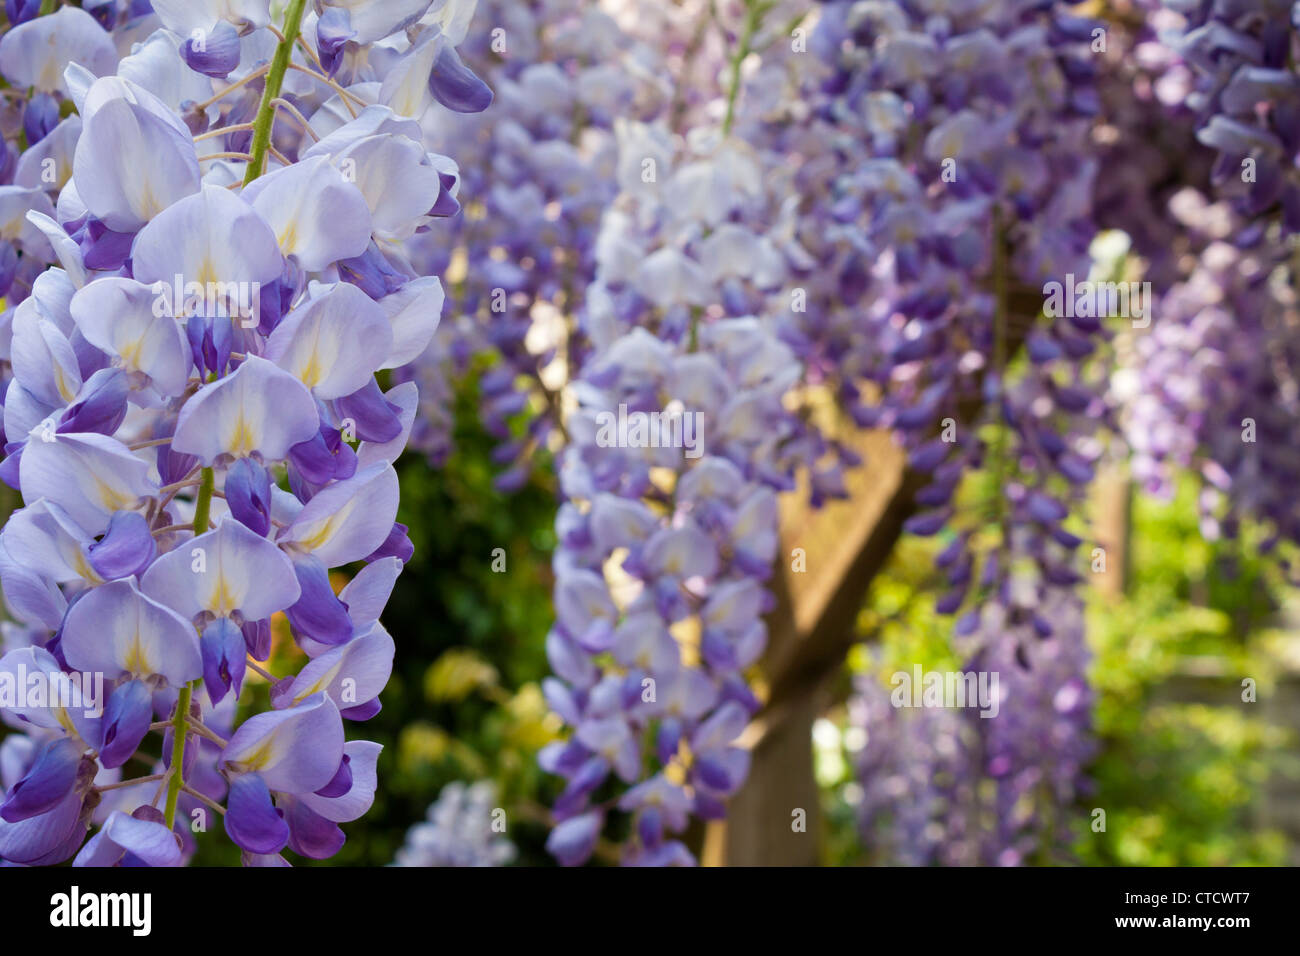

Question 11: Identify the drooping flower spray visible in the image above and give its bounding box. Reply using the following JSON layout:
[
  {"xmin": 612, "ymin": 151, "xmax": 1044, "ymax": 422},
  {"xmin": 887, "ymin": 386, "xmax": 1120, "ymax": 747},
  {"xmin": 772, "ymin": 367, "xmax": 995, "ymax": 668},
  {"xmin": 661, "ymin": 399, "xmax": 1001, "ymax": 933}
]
[{"xmin": 0, "ymin": 0, "xmax": 489, "ymax": 866}]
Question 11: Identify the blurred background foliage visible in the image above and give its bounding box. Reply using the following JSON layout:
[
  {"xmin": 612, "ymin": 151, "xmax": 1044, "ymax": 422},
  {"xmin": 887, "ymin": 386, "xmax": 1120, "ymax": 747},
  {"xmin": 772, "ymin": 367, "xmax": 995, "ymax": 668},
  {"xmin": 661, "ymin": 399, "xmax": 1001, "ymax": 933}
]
[{"xmin": 817, "ymin": 474, "xmax": 1295, "ymax": 867}]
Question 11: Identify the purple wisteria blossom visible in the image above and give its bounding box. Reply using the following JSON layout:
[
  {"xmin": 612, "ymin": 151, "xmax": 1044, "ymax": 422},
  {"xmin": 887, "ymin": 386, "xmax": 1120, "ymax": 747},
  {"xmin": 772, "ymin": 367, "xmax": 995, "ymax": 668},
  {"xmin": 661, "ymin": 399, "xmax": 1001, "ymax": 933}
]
[
  {"xmin": 0, "ymin": 0, "xmax": 488, "ymax": 866},
  {"xmin": 1111, "ymin": 3, "xmax": 1300, "ymax": 563},
  {"xmin": 0, "ymin": 0, "xmax": 1269, "ymax": 873},
  {"xmin": 529, "ymin": 1, "xmax": 820, "ymax": 866},
  {"xmin": 394, "ymin": 0, "xmax": 1117, "ymax": 867},
  {"xmin": 393, "ymin": 780, "xmax": 516, "ymax": 867},
  {"xmin": 849, "ymin": 591, "xmax": 1093, "ymax": 866}
]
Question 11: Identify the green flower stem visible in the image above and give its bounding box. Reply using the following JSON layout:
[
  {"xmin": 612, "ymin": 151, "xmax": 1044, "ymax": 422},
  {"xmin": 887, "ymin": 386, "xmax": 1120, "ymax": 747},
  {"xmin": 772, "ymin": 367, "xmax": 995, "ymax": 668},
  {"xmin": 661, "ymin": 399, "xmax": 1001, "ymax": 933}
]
[
  {"xmin": 192, "ymin": 466, "xmax": 215, "ymax": 534},
  {"xmin": 721, "ymin": 0, "xmax": 766, "ymax": 137},
  {"xmin": 242, "ymin": 0, "xmax": 310, "ymax": 188},
  {"xmin": 163, "ymin": 465, "xmax": 213, "ymax": 830},
  {"xmin": 690, "ymin": 0, "xmax": 766, "ymax": 353},
  {"xmin": 164, "ymin": 0, "xmax": 307, "ymax": 826},
  {"xmin": 163, "ymin": 683, "xmax": 192, "ymax": 829}
]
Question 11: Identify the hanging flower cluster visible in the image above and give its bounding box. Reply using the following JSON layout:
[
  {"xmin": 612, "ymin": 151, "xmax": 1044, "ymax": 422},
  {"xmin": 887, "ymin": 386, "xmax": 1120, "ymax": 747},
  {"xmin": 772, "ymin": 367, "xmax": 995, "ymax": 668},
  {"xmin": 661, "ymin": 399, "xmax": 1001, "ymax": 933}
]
[
  {"xmin": 850, "ymin": 589, "xmax": 1092, "ymax": 866},
  {"xmin": 783, "ymin": 0, "xmax": 1109, "ymax": 866},
  {"xmin": 393, "ymin": 0, "xmax": 814, "ymax": 866},
  {"xmin": 1162, "ymin": 0, "xmax": 1300, "ymax": 232},
  {"xmin": 793, "ymin": 0, "xmax": 1111, "ymax": 635},
  {"xmin": 537, "ymin": 0, "xmax": 845, "ymax": 866},
  {"xmin": 392, "ymin": 780, "xmax": 516, "ymax": 866},
  {"xmin": 0, "ymin": 0, "xmax": 488, "ymax": 866},
  {"xmin": 1112, "ymin": 1, "xmax": 1300, "ymax": 563},
  {"xmin": 400, "ymin": 0, "xmax": 654, "ymax": 483},
  {"xmin": 408, "ymin": 0, "xmax": 1115, "ymax": 865}
]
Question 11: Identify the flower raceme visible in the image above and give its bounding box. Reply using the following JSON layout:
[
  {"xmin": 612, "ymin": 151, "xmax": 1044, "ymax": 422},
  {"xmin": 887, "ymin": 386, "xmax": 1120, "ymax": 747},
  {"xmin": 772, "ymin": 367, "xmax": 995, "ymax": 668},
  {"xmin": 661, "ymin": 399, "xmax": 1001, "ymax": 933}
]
[
  {"xmin": 1114, "ymin": 3, "xmax": 1300, "ymax": 560},
  {"xmin": 417, "ymin": 0, "xmax": 1112, "ymax": 867},
  {"xmin": 393, "ymin": 780, "xmax": 516, "ymax": 867},
  {"xmin": 531, "ymin": 3, "xmax": 811, "ymax": 867},
  {"xmin": 0, "ymin": 0, "xmax": 491, "ymax": 865}
]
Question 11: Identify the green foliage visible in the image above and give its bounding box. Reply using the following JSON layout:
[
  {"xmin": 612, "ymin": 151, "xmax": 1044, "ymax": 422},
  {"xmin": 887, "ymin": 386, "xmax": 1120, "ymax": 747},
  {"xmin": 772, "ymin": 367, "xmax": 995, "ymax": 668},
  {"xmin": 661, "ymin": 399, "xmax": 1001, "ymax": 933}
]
[
  {"xmin": 819, "ymin": 474, "xmax": 1295, "ymax": 866},
  {"xmin": 1078, "ymin": 479, "xmax": 1293, "ymax": 866}
]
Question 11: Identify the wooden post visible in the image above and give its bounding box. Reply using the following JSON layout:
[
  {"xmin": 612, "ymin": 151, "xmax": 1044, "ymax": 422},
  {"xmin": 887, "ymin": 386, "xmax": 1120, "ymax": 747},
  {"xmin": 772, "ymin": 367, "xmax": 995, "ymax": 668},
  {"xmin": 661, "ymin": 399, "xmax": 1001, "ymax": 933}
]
[
  {"xmin": 701, "ymin": 282, "xmax": 1041, "ymax": 865},
  {"xmin": 1090, "ymin": 465, "xmax": 1131, "ymax": 599},
  {"xmin": 702, "ymin": 428, "xmax": 917, "ymax": 865}
]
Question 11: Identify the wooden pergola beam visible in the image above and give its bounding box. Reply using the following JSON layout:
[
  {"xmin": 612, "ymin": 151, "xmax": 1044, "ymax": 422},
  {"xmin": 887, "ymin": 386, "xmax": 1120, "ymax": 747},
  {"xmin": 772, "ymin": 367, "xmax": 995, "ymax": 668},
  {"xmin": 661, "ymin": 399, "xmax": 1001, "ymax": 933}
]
[
  {"xmin": 702, "ymin": 428, "xmax": 917, "ymax": 865},
  {"xmin": 702, "ymin": 281, "xmax": 1042, "ymax": 865}
]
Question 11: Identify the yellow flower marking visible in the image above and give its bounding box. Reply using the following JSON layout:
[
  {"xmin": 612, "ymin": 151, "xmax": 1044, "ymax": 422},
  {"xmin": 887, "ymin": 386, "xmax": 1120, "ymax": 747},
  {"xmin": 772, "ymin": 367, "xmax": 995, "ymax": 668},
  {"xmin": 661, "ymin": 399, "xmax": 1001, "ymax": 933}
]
[
  {"xmin": 278, "ymin": 222, "xmax": 299, "ymax": 256},
  {"xmin": 206, "ymin": 570, "xmax": 239, "ymax": 618},
  {"xmin": 197, "ymin": 259, "xmax": 218, "ymax": 288},
  {"xmin": 72, "ymin": 551, "xmax": 103, "ymax": 586},
  {"xmin": 118, "ymin": 335, "xmax": 144, "ymax": 370},
  {"xmin": 299, "ymin": 350, "xmax": 322, "ymax": 389},
  {"xmin": 226, "ymin": 408, "xmax": 258, "ymax": 458},
  {"xmin": 54, "ymin": 364, "xmax": 78, "ymax": 404},
  {"xmin": 294, "ymin": 661, "xmax": 342, "ymax": 706},
  {"xmin": 56, "ymin": 706, "xmax": 77, "ymax": 736},
  {"xmin": 295, "ymin": 496, "xmax": 358, "ymax": 553},
  {"xmin": 235, "ymin": 737, "xmax": 277, "ymax": 774},
  {"xmin": 291, "ymin": 318, "xmax": 329, "ymax": 390},
  {"xmin": 122, "ymin": 631, "xmax": 152, "ymax": 676},
  {"xmin": 94, "ymin": 475, "xmax": 137, "ymax": 512}
]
